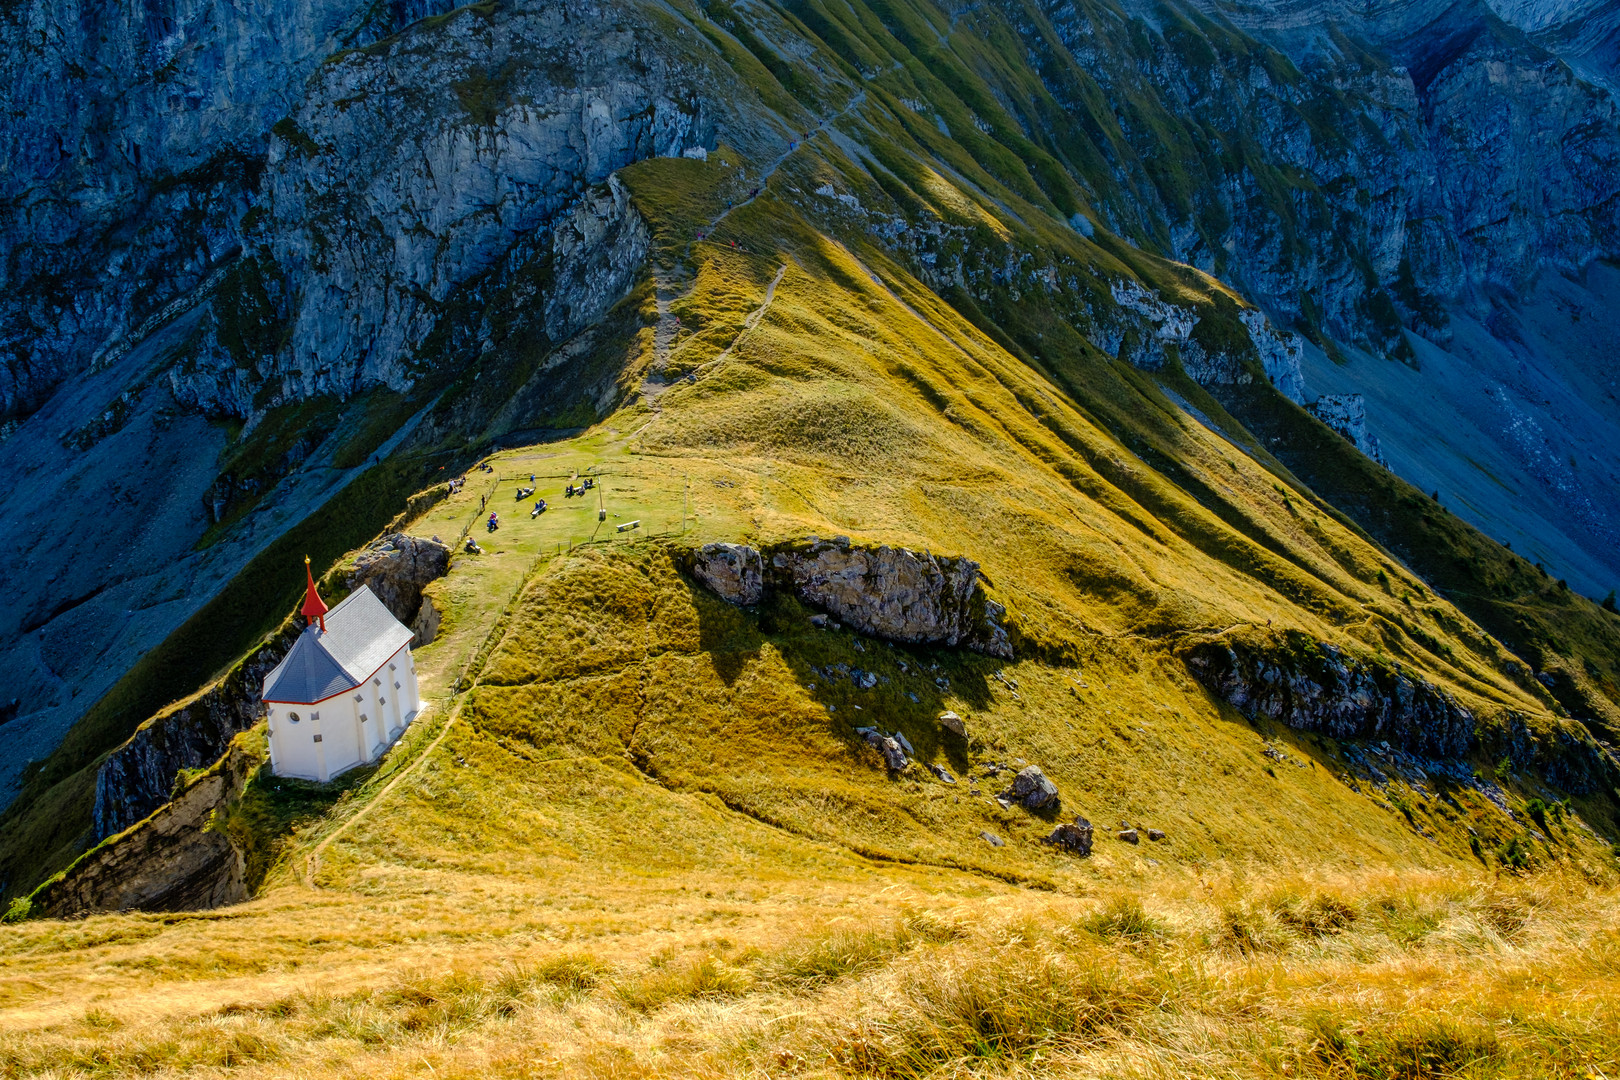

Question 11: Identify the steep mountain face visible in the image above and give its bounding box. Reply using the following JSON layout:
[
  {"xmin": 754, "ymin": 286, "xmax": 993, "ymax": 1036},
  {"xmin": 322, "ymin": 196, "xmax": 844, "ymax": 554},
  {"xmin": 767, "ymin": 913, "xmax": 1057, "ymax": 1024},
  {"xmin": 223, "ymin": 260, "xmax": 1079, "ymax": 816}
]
[
  {"xmin": 2, "ymin": 0, "xmax": 1618, "ymax": 897},
  {"xmin": 0, "ymin": 0, "xmax": 460, "ymax": 423}
]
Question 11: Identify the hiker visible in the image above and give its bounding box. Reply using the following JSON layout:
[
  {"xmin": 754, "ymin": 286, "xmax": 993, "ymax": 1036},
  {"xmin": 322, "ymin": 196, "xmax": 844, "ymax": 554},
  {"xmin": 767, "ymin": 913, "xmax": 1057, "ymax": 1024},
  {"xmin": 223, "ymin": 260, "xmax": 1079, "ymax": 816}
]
[{"xmin": 465, "ymin": 537, "xmax": 482, "ymax": 554}]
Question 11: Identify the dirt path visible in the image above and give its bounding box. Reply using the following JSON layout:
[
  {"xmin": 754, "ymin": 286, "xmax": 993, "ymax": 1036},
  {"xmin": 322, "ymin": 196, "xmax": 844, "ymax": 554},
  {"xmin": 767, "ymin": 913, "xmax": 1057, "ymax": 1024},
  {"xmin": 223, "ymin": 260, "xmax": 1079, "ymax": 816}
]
[
  {"xmin": 301, "ymin": 696, "xmax": 465, "ymax": 887},
  {"xmin": 643, "ymin": 89, "xmax": 868, "ymax": 395}
]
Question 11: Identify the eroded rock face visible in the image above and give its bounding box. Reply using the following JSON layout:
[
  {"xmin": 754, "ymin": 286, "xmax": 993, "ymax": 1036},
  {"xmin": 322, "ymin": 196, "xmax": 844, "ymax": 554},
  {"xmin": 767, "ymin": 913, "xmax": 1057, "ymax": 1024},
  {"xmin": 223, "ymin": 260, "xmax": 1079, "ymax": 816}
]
[
  {"xmin": 94, "ymin": 626, "xmax": 296, "ymax": 840},
  {"xmin": 40, "ymin": 739, "xmax": 258, "ymax": 916},
  {"xmin": 686, "ymin": 537, "xmax": 1013, "ymax": 658},
  {"xmin": 690, "ymin": 543, "xmax": 766, "ymax": 606},
  {"xmin": 771, "ymin": 537, "xmax": 1013, "ymax": 658},
  {"xmin": 347, "ymin": 532, "xmax": 451, "ymax": 626},
  {"xmin": 1183, "ymin": 638, "xmax": 1475, "ymax": 758},
  {"xmin": 1306, "ymin": 395, "xmax": 1388, "ymax": 467}
]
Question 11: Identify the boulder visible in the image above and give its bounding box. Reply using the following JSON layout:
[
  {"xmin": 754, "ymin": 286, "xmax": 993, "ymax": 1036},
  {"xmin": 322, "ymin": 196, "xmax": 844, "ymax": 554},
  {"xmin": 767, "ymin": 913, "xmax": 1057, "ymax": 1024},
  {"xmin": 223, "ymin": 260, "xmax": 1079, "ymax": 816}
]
[
  {"xmin": 1147, "ymin": 828, "xmax": 1165, "ymax": 842},
  {"xmin": 1004, "ymin": 765, "xmax": 1059, "ymax": 809},
  {"xmin": 691, "ymin": 542, "xmax": 766, "ymax": 606},
  {"xmin": 1117, "ymin": 828, "xmax": 1140, "ymax": 844},
  {"xmin": 980, "ymin": 830, "xmax": 1005, "ymax": 848},
  {"xmin": 1046, "ymin": 817, "xmax": 1094, "ymax": 855},
  {"xmin": 856, "ymin": 728, "xmax": 909, "ymax": 771},
  {"xmin": 929, "ymin": 763, "xmax": 957, "ymax": 784},
  {"xmin": 938, "ymin": 710, "xmax": 967, "ymax": 737},
  {"xmin": 348, "ymin": 532, "xmax": 452, "ymax": 625}
]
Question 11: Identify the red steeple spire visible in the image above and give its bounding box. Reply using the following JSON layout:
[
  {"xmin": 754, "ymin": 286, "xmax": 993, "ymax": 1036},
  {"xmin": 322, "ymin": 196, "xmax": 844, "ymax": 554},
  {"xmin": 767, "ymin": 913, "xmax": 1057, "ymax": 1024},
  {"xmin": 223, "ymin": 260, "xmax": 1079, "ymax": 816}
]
[{"xmin": 301, "ymin": 556, "xmax": 328, "ymax": 632}]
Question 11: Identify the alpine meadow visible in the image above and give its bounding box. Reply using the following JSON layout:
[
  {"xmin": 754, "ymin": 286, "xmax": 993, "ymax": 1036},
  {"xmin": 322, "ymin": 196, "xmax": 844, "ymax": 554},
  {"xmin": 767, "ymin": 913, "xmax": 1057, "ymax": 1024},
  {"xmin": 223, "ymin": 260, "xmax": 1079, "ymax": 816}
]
[{"xmin": 3, "ymin": 0, "xmax": 1620, "ymax": 1076}]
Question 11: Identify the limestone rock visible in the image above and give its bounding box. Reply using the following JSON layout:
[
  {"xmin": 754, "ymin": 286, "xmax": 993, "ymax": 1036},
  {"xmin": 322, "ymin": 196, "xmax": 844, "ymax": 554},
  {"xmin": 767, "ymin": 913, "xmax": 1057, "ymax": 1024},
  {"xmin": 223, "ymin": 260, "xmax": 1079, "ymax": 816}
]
[
  {"xmin": 691, "ymin": 542, "xmax": 766, "ymax": 606},
  {"xmin": 347, "ymin": 532, "xmax": 452, "ymax": 625},
  {"xmin": 684, "ymin": 537, "xmax": 1011, "ymax": 657},
  {"xmin": 1004, "ymin": 764, "xmax": 1059, "ymax": 809},
  {"xmin": 1183, "ymin": 639, "xmax": 1475, "ymax": 760},
  {"xmin": 1147, "ymin": 828, "xmax": 1166, "ymax": 842},
  {"xmin": 856, "ymin": 728, "xmax": 909, "ymax": 771},
  {"xmin": 938, "ymin": 710, "xmax": 967, "ymax": 737},
  {"xmin": 1306, "ymin": 395, "xmax": 1388, "ymax": 467},
  {"xmin": 38, "ymin": 739, "xmax": 260, "ymax": 916},
  {"xmin": 412, "ymin": 593, "xmax": 443, "ymax": 647},
  {"xmin": 980, "ymin": 830, "xmax": 1005, "ymax": 848},
  {"xmin": 929, "ymin": 763, "xmax": 957, "ymax": 784},
  {"xmin": 1117, "ymin": 828, "xmax": 1140, "ymax": 844},
  {"xmin": 94, "ymin": 625, "xmax": 297, "ymax": 841},
  {"xmin": 772, "ymin": 537, "xmax": 1011, "ymax": 657},
  {"xmin": 1047, "ymin": 817, "xmax": 1094, "ymax": 855}
]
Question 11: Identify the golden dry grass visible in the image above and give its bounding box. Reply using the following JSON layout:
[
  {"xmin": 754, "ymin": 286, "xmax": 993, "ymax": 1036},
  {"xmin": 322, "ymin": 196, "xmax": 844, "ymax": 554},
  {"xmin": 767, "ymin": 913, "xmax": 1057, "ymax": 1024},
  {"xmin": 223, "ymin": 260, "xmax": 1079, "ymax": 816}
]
[{"xmin": 4, "ymin": 866, "xmax": 1617, "ymax": 1078}]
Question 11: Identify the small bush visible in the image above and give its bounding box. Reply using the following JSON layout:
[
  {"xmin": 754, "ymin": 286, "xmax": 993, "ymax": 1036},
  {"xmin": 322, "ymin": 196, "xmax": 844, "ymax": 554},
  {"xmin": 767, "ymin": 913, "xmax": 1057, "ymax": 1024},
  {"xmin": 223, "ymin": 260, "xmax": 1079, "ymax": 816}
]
[
  {"xmin": 1082, "ymin": 897, "xmax": 1166, "ymax": 943},
  {"xmin": 613, "ymin": 955, "xmax": 752, "ymax": 1011},
  {"xmin": 1524, "ymin": 798, "xmax": 1549, "ymax": 831},
  {"xmin": 1273, "ymin": 892, "xmax": 1358, "ymax": 938},
  {"xmin": 1496, "ymin": 836, "xmax": 1531, "ymax": 872},
  {"xmin": 2, "ymin": 896, "xmax": 32, "ymax": 924}
]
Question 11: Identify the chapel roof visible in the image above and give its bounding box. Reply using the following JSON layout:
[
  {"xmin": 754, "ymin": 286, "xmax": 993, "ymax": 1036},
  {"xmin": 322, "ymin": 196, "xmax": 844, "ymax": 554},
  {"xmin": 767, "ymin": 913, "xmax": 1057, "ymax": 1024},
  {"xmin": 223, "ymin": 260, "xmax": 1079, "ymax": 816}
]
[{"xmin": 261, "ymin": 585, "xmax": 414, "ymax": 705}]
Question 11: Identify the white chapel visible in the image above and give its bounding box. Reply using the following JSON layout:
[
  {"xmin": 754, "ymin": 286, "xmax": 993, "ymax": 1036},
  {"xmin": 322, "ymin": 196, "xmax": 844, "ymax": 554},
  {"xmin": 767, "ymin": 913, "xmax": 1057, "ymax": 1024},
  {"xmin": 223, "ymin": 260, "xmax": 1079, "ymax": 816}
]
[{"xmin": 262, "ymin": 558, "xmax": 421, "ymax": 782}]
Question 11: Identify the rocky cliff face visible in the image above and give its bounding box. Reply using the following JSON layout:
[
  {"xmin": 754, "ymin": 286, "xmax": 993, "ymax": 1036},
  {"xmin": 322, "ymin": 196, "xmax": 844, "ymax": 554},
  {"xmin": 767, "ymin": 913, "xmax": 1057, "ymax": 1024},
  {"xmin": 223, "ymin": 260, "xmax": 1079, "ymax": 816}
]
[
  {"xmin": 1184, "ymin": 637, "xmax": 1477, "ymax": 758},
  {"xmin": 689, "ymin": 537, "xmax": 1013, "ymax": 658},
  {"xmin": 93, "ymin": 627, "xmax": 294, "ymax": 841},
  {"xmin": 0, "ymin": 0, "xmax": 459, "ymax": 424},
  {"xmin": 1031, "ymin": 0, "xmax": 1620, "ymax": 346},
  {"xmin": 1184, "ymin": 635, "xmax": 1620, "ymax": 792},
  {"xmin": 346, "ymin": 533, "xmax": 451, "ymax": 628},
  {"xmin": 38, "ymin": 738, "xmax": 258, "ymax": 917},
  {"xmin": 168, "ymin": 2, "xmax": 711, "ymax": 418}
]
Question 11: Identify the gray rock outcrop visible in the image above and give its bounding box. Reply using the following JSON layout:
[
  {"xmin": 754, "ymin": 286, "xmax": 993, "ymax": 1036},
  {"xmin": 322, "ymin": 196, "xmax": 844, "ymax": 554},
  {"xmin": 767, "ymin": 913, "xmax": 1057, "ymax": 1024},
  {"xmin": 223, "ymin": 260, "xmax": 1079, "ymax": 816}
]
[
  {"xmin": 773, "ymin": 538, "xmax": 1011, "ymax": 657},
  {"xmin": 93, "ymin": 626, "xmax": 296, "ymax": 840},
  {"xmin": 690, "ymin": 543, "xmax": 766, "ymax": 606},
  {"xmin": 1306, "ymin": 395, "xmax": 1388, "ymax": 468},
  {"xmin": 347, "ymin": 532, "xmax": 451, "ymax": 626},
  {"xmin": 1184, "ymin": 638, "xmax": 1476, "ymax": 758},
  {"xmin": 1003, "ymin": 765, "xmax": 1060, "ymax": 809},
  {"xmin": 687, "ymin": 536, "xmax": 1013, "ymax": 658},
  {"xmin": 1046, "ymin": 817, "xmax": 1093, "ymax": 855},
  {"xmin": 856, "ymin": 728, "xmax": 910, "ymax": 772}
]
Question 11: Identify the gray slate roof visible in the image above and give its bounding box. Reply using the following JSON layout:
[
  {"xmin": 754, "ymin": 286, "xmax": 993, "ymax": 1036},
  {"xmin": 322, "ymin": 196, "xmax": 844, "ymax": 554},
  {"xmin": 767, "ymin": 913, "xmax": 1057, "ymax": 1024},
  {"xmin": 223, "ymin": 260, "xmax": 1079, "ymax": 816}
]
[{"xmin": 262, "ymin": 585, "xmax": 415, "ymax": 705}]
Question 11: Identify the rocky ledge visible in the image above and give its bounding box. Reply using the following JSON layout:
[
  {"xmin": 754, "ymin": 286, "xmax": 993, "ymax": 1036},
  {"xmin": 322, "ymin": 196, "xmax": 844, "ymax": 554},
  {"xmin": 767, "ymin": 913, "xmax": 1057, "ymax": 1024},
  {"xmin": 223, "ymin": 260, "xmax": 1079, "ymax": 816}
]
[
  {"xmin": 1182, "ymin": 637, "xmax": 1475, "ymax": 759},
  {"xmin": 687, "ymin": 536, "xmax": 1012, "ymax": 658},
  {"xmin": 38, "ymin": 738, "xmax": 260, "ymax": 917},
  {"xmin": 1183, "ymin": 636, "xmax": 1620, "ymax": 795}
]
